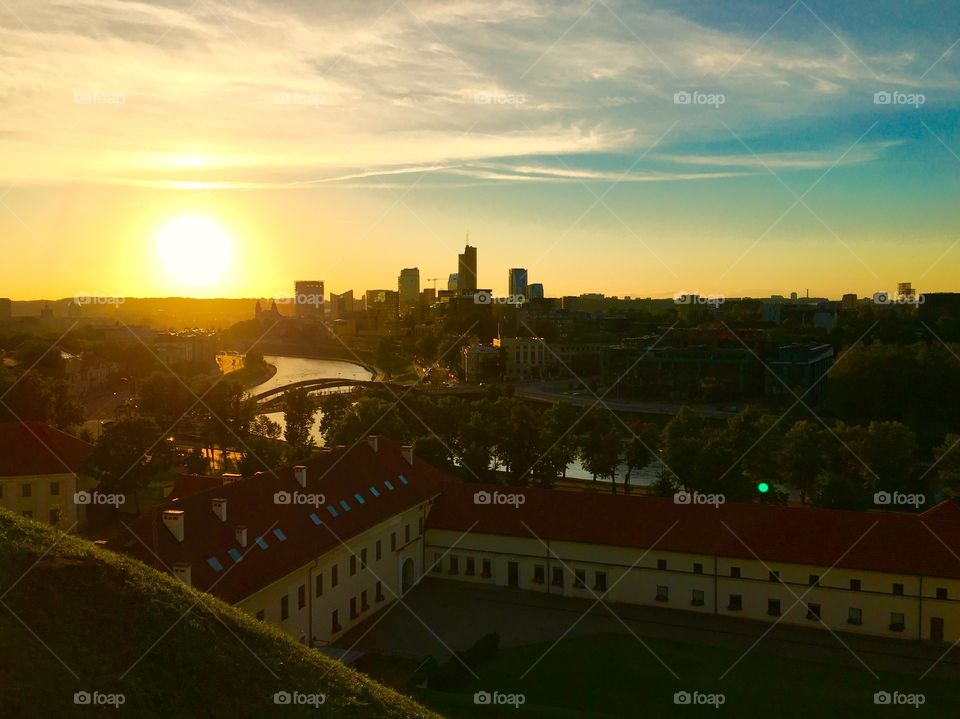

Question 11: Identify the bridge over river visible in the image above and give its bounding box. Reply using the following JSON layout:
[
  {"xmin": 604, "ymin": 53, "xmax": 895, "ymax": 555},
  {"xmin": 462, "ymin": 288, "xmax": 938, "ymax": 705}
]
[{"xmin": 252, "ymin": 377, "xmax": 483, "ymax": 411}]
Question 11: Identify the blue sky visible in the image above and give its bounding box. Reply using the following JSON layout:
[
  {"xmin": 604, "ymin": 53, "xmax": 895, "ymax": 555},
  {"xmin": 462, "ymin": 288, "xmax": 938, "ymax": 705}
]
[{"xmin": 0, "ymin": 0, "xmax": 958, "ymax": 299}]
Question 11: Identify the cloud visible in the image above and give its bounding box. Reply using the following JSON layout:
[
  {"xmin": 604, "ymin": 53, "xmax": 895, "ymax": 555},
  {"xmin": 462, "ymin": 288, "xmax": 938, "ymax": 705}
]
[{"xmin": 0, "ymin": 0, "xmax": 954, "ymax": 186}]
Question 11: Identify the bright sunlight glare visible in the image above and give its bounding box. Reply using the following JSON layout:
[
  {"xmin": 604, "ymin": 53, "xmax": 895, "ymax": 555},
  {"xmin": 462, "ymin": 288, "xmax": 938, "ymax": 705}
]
[{"xmin": 155, "ymin": 215, "xmax": 233, "ymax": 287}]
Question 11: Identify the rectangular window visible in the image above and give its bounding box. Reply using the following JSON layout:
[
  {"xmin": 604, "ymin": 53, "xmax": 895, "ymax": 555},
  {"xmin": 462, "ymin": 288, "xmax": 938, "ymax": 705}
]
[
  {"xmin": 350, "ymin": 556, "xmax": 357, "ymax": 576},
  {"xmin": 768, "ymin": 599, "xmax": 781, "ymax": 616},
  {"xmin": 49, "ymin": 507, "xmax": 60, "ymax": 525},
  {"xmin": 890, "ymin": 612, "xmax": 905, "ymax": 631},
  {"xmin": 331, "ymin": 610, "xmax": 340, "ymax": 632},
  {"xmin": 465, "ymin": 558, "xmax": 475, "ymax": 576},
  {"xmin": 893, "ymin": 583, "xmax": 904, "ymax": 596},
  {"xmin": 850, "ymin": 579, "xmax": 861, "ymax": 591},
  {"xmin": 376, "ymin": 581, "xmax": 384, "ymax": 602},
  {"xmin": 418, "ymin": 517, "xmax": 424, "ymax": 536},
  {"xmin": 433, "ymin": 552, "xmax": 442, "ymax": 573},
  {"xmin": 361, "ymin": 590, "xmax": 369, "ymax": 611},
  {"xmin": 533, "ymin": 565, "xmax": 545, "ymax": 584},
  {"xmin": 691, "ymin": 589, "xmax": 705, "ymax": 606},
  {"xmin": 848, "ymin": 607, "xmax": 862, "ymax": 625},
  {"xmin": 448, "ymin": 556, "xmax": 459, "ymax": 575},
  {"xmin": 280, "ymin": 595, "xmax": 289, "ymax": 620},
  {"xmin": 316, "ymin": 573, "xmax": 323, "ymax": 597},
  {"xmin": 552, "ymin": 567, "xmax": 563, "ymax": 587},
  {"xmin": 693, "ymin": 562, "xmax": 703, "ymax": 574},
  {"xmin": 405, "ymin": 524, "xmax": 411, "ymax": 543},
  {"xmin": 22, "ymin": 510, "xmax": 32, "ymax": 518},
  {"xmin": 298, "ymin": 584, "xmax": 306, "ymax": 609},
  {"xmin": 21, "ymin": 484, "xmax": 31, "ymax": 498},
  {"xmin": 331, "ymin": 564, "xmax": 339, "ymax": 588},
  {"xmin": 375, "ymin": 540, "xmax": 382, "ymax": 561},
  {"xmin": 360, "ymin": 548, "xmax": 367, "ymax": 570},
  {"xmin": 728, "ymin": 594, "xmax": 742, "ymax": 611},
  {"xmin": 730, "ymin": 567, "xmax": 741, "ymax": 578},
  {"xmin": 806, "ymin": 603, "xmax": 821, "ymax": 620},
  {"xmin": 657, "ymin": 559, "xmax": 667, "ymax": 571},
  {"xmin": 769, "ymin": 570, "xmax": 780, "ymax": 582},
  {"xmin": 391, "ymin": 532, "xmax": 397, "ymax": 551},
  {"xmin": 482, "ymin": 559, "xmax": 492, "ymax": 578},
  {"xmin": 595, "ymin": 572, "xmax": 607, "ymax": 592},
  {"xmin": 574, "ymin": 570, "xmax": 586, "ymax": 589},
  {"xmin": 656, "ymin": 585, "xmax": 669, "ymax": 602},
  {"xmin": 350, "ymin": 597, "xmax": 358, "ymax": 619},
  {"xmin": 936, "ymin": 587, "xmax": 948, "ymax": 600},
  {"xmin": 49, "ymin": 481, "xmax": 60, "ymax": 496},
  {"xmin": 809, "ymin": 574, "xmax": 820, "ymax": 587},
  {"xmin": 256, "ymin": 610, "xmax": 264, "ymax": 622}
]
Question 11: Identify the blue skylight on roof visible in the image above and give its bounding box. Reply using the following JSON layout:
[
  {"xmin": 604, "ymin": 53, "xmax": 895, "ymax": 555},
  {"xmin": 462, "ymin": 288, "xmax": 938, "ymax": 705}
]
[
  {"xmin": 398, "ymin": 474, "xmax": 409, "ymax": 485},
  {"xmin": 354, "ymin": 493, "xmax": 366, "ymax": 504},
  {"xmin": 369, "ymin": 486, "xmax": 381, "ymax": 497},
  {"xmin": 384, "ymin": 480, "xmax": 395, "ymax": 491},
  {"xmin": 256, "ymin": 536, "xmax": 269, "ymax": 550},
  {"xmin": 339, "ymin": 499, "xmax": 351, "ymax": 512},
  {"xmin": 327, "ymin": 505, "xmax": 339, "ymax": 518},
  {"xmin": 309, "ymin": 512, "xmax": 322, "ymax": 525},
  {"xmin": 273, "ymin": 528, "xmax": 287, "ymax": 542},
  {"xmin": 207, "ymin": 557, "xmax": 224, "ymax": 572},
  {"xmin": 227, "ymin": 548, "xmax": 242, "ymax": 563}
]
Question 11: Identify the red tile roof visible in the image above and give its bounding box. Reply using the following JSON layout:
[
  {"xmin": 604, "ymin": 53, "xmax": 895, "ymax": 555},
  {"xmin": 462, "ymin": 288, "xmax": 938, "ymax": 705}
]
[
  {"xmin": 426, "ymin": 484, "xmax": 960, "ymax": 580},
  {"xmin": 168, "ymin": 474, "xmax": 225, "ymax": 499},
  {"xmin": 0, "ymin": 421, "xmax": 92, "ymax": 477},
  {"xmin": 118, "ymin": 437, "xmax": 450, "ymax": 603}
]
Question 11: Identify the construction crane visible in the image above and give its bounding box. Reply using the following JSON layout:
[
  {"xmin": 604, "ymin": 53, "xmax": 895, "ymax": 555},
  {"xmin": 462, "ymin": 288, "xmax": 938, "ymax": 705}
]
[{"xmin": 426, "ymin": 277, "xmax": 444, "ymax": 290}]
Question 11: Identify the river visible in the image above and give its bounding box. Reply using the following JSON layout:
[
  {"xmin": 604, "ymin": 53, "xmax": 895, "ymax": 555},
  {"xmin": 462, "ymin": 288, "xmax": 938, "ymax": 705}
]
[{"xmin": 249, "ymin": 354, "xmax": 659, "ymax": 484}]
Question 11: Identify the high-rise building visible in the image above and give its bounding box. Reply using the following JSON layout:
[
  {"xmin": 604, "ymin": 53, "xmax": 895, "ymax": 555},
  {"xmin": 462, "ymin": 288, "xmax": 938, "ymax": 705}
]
[
  {"xmin": 420, "ymin": 288, "xmax": 436, "ymax": 307},
  {"xmin": 528, "ymin": 283, "xmax": 544, "ymax": 300},
  {"xmin": 447, "ymin": 273, "xmax": 459, "ymax": 292},
  {"xmin": 897, "ymin": 282, "xmax": 915, "ymax": 299},
  {"xmin": 294, "ymin": 280, "xmax": 324, "ymax": 318},
  {"xmin": 398, "ymin": 268, "xmax": 420, "ymax": 311},
  {"xmin": 458, "ymin": 244, "xmax": 477, "ymax": 292},
  {"xmin": 329, "ymin": 290, "xmax": 355, "ymax": 319},
  {"xmin": 365, "ymin": 289, "xmax": 399, "ymax": 333},
  {"xmin": 508, "ymin": 268, "xmax": 528, "ymax": 300}
]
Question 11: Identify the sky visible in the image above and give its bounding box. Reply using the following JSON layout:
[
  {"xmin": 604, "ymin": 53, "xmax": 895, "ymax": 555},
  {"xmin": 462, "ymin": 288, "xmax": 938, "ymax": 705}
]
[{"xmin": 0, "ymin": 0, "xmax": 958, "ymax": 300}]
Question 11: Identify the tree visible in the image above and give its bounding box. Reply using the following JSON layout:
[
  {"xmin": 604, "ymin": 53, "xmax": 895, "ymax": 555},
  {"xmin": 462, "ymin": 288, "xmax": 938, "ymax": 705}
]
[
  {"xmin": 84, "ymin": 416, "xmax": 172, "ymax": 514},
  {"xmin": 659, "ymin": 407, "xmax": 710, "ymax": 491},
  {"xmin": 780, "ymin": 420, "xmax": 826, "ymax": 505},
  {"xmin": 935, "ymin": 435, "xmax": 960, "ymax": 496},
  {"xmin": 281, "ymin": 387, "xmax": 317, "ymax": 452},
  {"xmin": 203, "ymin": 379, "xmax": 258, "ymax": 465},
  {"xmin": 413, "ymin": 435, "xmax": 453, "ymax": 472},
  {"xmin": 0, "ymin": 370, "xmax": 83, "ymax": 430},
  {"xmin": 578, "ymin": 409, "xmax": 622, "ymax": 491},
  {"xmin": 530, "ymin": 402, "xmax": 582, "ymax": 487},
  {"xmin": 623, "ymin": 421, "xmax": 659, "ymax": 495}
]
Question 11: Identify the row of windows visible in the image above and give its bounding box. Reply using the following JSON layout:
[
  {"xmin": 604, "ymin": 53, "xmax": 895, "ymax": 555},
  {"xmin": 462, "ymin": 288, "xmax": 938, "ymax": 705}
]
[
  {"xmin": 437, "ymin": 554, "xmax": 952, "ymax": 603},
  {"xmin": 655, "ymin": 586, "xmax": 910, "ymax": 630},
  {"xmin": 1, "ymin": 481, "xmax": 60, "ymax": 499},
  {"xmin": 256, "ymin": 582, "xmax": 388, "ymax": 628},
  {"xmin": 655, "ymin": 560, "xmax": 949, "ymax": 599},
  {"xmin": 18, "ymin": 508, "xmax": 61, "ymax": 524},
  {"xmin": 257, "ymin": 519, "xmax": 423, "ymax": 623}
]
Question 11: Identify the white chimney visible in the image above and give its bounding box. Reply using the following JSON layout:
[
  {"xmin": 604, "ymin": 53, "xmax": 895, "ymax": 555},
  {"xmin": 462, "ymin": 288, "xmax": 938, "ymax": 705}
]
[
  {"xmin": 211, "ymin": 497, "xmax": 227, "ymax": 522},
  {"xmin": 235, "ymin": 526, "xmax": 248, "ymax": 547},
  {"xmin": 172, "ymin": 562, "xmax": 192, "ymax": 586},
  {"xmin": 161, "ymin": 509, "xmax": 185, "ymax": 542},
  {"xmin": 366, "ymin": 436, "xmax": 379, "ymax": 453},
  {"xmin": 294, "ymin": 465, "xmax": 307, "ymax": 488},
  {"xmin": 401, "ymin": 445, "xmax": 414, "ymax": 465}
]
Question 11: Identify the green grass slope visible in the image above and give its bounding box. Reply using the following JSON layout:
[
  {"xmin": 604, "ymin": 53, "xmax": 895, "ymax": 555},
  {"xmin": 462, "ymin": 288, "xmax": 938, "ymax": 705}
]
[{"xmin": 0, "ymin": 509, "xmax": 440, "ymax": 719}]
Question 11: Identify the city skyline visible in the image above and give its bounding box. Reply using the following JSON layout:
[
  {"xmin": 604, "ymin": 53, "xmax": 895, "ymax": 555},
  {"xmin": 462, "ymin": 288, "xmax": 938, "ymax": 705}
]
[{"xmin": 1, "ymin": 1, "xmax": 959, "ymax": 300}]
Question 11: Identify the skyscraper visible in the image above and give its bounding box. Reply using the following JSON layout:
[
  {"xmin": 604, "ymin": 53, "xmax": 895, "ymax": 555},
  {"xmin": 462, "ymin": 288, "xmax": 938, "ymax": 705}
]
[
  {"xmin": 508, "ymin": 268, "xmax": 528, "ymax": 299},
  {"xmin": 897, "ymin": 282, "xmax": 915, "ymax": 300},
  {"xmin": 528, "ymin": 283, "xmax": 544, "ymax": 300},
  {"xmin": 458, "ymin": 244, "xmax": 477, "ymax": 292},
  {"xmin": 294, "ymin": 280, "xmax": 324, "ymax": 318},
  {"xmin": 447, "ymin": 273, "xmax": 459, "ymax": 292},
  {"xmin": 398, "ymin": 268, "xmax": 420, "ymax": 311}
]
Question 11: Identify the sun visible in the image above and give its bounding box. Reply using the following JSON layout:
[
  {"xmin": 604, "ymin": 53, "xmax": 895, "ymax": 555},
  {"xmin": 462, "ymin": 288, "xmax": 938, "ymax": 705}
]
[{"xmin": 155, "ymin": 215, "xmax": 233, "ymax": 287}]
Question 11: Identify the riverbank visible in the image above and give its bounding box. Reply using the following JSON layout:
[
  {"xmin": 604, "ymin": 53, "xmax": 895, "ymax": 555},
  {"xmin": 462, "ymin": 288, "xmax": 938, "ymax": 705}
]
[{"xmin": 227, "ymin": 361, "xmax": 278, "ymax": 390}]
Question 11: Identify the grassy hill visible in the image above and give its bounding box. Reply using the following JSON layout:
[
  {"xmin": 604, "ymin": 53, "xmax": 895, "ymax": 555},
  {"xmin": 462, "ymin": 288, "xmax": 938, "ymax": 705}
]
[{"xmin": 0, "ymin": 509, "xmax": 440, "ymax": 719}]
